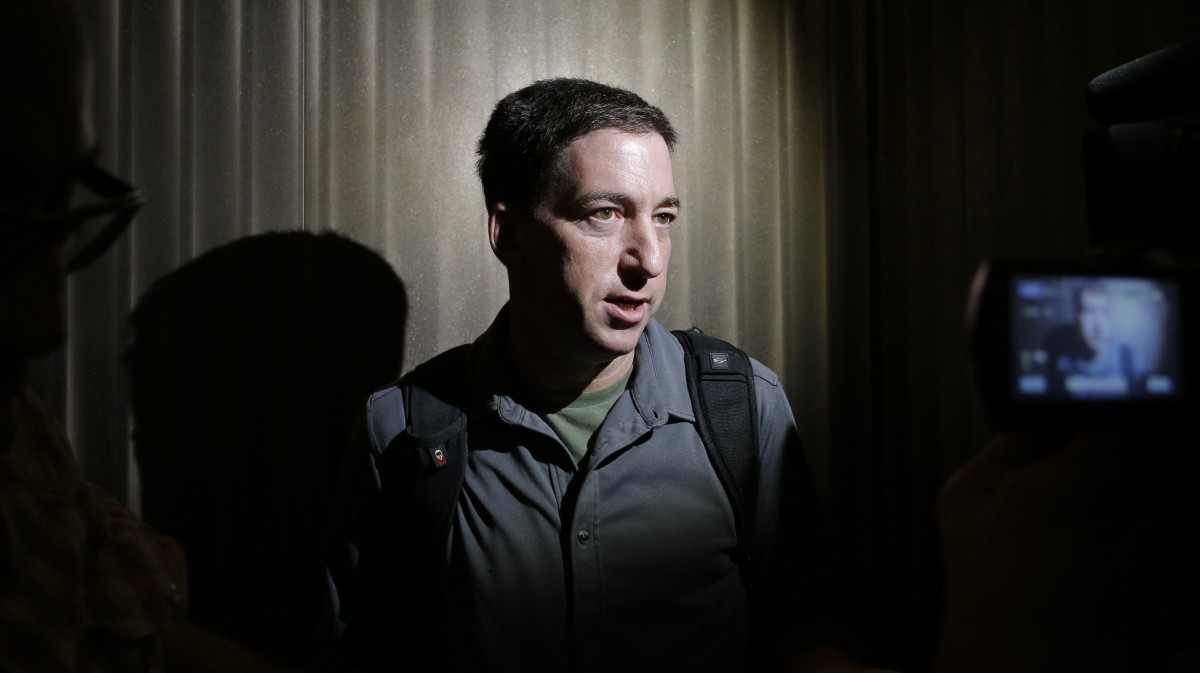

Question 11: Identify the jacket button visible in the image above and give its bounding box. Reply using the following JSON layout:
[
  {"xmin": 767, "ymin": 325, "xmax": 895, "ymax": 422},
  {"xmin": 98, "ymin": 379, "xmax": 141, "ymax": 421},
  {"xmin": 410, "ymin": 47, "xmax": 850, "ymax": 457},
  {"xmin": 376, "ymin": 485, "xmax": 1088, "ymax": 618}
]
[{"xmin": 577, "ymin": 529, "xmax": 591, "ymax": 544}]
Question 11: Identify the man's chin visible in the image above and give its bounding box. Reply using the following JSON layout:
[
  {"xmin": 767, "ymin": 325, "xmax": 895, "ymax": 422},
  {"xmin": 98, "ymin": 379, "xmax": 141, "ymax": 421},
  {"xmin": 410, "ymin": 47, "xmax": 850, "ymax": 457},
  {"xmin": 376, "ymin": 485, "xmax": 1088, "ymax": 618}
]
[{"xmin": 591, "ymin": 325, "xmax": 646, "ymax": 359}]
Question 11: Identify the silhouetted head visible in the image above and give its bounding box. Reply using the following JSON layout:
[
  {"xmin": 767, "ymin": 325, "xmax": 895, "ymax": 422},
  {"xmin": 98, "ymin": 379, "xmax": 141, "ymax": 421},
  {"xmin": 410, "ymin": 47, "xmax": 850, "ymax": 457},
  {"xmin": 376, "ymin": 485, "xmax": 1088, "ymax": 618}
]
[
  {"xmin": 125, "ymin": 230, "xmax": 407, "ymax": 664},
  {"xmin": 0, "ymin": 0, "xmax": 93, "ymax": 449},
  {"xmin": 0, "ymin": 1, "xmax": 92, "ymax": 366}
]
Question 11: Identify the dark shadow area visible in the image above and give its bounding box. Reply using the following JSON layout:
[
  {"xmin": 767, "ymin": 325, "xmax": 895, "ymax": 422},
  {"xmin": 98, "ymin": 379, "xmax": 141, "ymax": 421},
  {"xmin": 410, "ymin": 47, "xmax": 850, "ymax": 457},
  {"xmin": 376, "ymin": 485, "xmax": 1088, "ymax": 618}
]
[
  {"xmin": 825, "ymin": 8, "xmax": 1200, "ymax": 666},
  {"xmin": 125, "ymin": 230, "xmax": 406, "ymax": 668},
  {"xmin": 934, "ymin": 33, "xmax": 1200, "ymax": 673}
]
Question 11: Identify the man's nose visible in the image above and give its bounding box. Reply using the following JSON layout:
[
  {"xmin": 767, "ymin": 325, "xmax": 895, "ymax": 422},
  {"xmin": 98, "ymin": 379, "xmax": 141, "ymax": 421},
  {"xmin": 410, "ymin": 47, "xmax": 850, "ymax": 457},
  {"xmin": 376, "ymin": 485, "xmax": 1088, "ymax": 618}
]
[{"xmin": 619, "ymin": 217, "xmax": 667, "ymax": 279}]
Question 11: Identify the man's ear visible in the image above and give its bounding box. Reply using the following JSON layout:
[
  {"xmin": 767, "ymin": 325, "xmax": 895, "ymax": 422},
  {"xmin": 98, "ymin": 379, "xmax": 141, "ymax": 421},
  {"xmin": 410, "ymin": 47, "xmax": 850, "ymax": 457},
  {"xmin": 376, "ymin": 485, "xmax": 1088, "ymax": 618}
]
[{"xmin": 488, "ymin": 202, "xmax": 520, "ymax": 267}]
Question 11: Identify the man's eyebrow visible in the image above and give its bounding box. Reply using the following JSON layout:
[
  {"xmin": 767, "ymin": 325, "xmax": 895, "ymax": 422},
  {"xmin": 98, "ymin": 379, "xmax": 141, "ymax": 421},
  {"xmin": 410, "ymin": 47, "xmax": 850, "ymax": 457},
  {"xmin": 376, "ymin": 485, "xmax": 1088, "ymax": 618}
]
[
  {"xmin": 574, "ymin": 190, "xmax": 682, "ymax": 210},
  {"xmin": 575, "ymin": 190, "xmax": 629, "ymax": 206}
]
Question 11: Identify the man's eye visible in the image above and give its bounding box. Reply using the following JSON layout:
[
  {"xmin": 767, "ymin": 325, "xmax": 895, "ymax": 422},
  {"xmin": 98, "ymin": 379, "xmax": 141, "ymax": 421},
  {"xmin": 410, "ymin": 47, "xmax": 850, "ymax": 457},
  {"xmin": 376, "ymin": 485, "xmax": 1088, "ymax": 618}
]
[
  {"xmin": 592, "ymin": 208, "xmax": 617, "ymax": 221},
  {"xmin": 653, "ymin": 213, "xmax": 675, "ymax": 226}
]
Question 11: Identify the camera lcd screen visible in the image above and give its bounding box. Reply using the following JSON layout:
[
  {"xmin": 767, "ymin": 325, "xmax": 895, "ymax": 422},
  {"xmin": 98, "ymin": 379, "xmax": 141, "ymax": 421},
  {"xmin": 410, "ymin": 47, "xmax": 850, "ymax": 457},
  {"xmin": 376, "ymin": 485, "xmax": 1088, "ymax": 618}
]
[{"xmin": 1010, "ymin": 274, "xmax": 1182, "ymax": 400}]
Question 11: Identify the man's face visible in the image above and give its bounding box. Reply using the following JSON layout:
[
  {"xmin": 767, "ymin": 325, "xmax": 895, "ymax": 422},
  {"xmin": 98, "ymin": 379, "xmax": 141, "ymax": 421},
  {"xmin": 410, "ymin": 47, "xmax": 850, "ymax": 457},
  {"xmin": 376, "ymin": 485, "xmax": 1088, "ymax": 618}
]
[
  {"xmin": 505, "ymin": 129, "xmax": 678, "ymax": 366},
  {"xmin": 1078, "ymin": 287, "xmax": 1112, "ymax": 356}
]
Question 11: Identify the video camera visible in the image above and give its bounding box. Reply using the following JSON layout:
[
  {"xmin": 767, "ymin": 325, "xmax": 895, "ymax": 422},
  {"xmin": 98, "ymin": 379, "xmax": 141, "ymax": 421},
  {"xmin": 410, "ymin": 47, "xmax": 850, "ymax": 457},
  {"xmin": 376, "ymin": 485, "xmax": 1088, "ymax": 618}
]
[{"xmin": 967, "ymin": 36, "xmax": 1200, "ymax": 432}]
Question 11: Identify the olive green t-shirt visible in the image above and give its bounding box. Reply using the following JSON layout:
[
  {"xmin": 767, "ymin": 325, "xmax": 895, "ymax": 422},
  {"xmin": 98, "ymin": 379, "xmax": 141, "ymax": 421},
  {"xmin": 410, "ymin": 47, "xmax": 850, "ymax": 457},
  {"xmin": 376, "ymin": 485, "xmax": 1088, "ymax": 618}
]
[{"xmin": 530, "ymin": 368, "xmax": 634, "ymax": 465}]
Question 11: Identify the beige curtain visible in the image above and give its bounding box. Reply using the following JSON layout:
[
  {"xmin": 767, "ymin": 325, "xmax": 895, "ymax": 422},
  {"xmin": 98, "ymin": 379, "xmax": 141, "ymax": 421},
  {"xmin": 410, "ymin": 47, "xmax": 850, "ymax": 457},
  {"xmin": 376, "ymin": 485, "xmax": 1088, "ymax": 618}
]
[{"xmin": 37, "ymin": 0, "xmax": 837, "ymax": 508}]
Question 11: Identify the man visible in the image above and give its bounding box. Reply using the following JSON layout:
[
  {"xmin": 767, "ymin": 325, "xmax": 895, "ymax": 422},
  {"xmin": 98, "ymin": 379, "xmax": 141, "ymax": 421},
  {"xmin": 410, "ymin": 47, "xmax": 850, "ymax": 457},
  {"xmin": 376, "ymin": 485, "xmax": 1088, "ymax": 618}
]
[
  {"xmin": 1044, "ymin": 283, "xmax": 1146, "ymax": 397},
  {"xmin": 0, "ymin": 4, "xmax": 305, "ymax": 671},
  {"xmin": 337, "ymin": 78, "xmax": 889, "ymax": 673},
  {"xmin": 0, "ymin": 2, "xmax": 188, "ymax": 670}
]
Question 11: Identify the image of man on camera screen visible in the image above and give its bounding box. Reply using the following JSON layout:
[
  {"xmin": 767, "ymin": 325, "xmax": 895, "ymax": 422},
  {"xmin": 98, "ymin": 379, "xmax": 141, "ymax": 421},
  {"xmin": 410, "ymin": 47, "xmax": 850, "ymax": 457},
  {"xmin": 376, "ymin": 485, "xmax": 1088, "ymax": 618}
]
[{"xmin": 1014, "ymin": 276, "xmax": 1178, "ymax": 399}]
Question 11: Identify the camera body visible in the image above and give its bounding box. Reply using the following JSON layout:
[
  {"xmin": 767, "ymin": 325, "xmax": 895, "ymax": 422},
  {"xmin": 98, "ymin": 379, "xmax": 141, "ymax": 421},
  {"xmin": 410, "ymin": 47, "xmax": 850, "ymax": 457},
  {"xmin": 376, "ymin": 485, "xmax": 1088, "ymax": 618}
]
[{"xmin": 966, "ymin": 259, "xmax": 1198, "ymax": 431}]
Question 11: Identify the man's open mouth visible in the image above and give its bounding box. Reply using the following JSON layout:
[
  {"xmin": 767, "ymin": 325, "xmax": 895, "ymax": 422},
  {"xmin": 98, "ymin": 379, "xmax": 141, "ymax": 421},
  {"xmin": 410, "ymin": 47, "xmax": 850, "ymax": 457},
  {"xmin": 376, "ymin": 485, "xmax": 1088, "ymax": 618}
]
[{"xmin": 610, "ymin": 298, "xmax": 643, "ymax": 310}]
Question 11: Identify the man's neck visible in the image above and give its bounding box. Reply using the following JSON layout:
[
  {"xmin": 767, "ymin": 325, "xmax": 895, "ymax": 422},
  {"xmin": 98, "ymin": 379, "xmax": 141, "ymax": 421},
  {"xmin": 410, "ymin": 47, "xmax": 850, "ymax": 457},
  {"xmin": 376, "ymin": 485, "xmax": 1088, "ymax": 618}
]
[{"xmin": 505, "ymin": 323, "xmax": 636, "ymax": 394}]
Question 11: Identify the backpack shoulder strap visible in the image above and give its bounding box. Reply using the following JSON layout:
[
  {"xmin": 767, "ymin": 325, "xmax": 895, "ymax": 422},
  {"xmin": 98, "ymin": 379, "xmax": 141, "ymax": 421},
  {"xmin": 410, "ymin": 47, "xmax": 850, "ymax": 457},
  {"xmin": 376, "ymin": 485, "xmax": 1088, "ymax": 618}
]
[
  {"xmin": 369, "ymin": 343, "xmax": 473, "ymax": 447},
  {"xmin": 367, "ymin": 344, "xmax": 472, "ymax": 560},
  {"xmin": 343, "ymin": 346, "xmax": 473, "ymax": 670},
  {"xmin": 672, "ymin": 327, "xmax": 760, "ymax": 571}
]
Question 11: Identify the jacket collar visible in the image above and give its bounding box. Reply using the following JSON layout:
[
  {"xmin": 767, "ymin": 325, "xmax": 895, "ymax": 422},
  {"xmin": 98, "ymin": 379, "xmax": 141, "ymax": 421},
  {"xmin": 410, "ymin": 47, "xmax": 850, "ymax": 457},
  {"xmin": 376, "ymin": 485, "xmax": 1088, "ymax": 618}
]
[{"xmin": 468, "ymin": 306, "xmax": 696, "ymax": 436}]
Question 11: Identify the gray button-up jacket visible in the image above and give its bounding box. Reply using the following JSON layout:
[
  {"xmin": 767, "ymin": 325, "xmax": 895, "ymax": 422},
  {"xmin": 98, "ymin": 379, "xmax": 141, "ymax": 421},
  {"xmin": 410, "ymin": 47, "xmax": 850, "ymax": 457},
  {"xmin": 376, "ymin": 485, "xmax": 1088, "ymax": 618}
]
[{"xmin": 337, "ymin": 311, "xmax": 844, "ymax": 673}]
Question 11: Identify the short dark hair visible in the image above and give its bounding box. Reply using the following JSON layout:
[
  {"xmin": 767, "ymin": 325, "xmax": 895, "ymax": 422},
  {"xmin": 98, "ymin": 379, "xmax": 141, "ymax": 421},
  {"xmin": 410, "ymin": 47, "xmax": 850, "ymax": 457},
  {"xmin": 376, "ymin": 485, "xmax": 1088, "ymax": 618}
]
[
  {"xmin": 1074, "ymin": 283, "xmax": 1110, "ymax": 312},
  {"xmin": 476, "ymin": 78, "xmax": 677, "ymax": 214}
]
